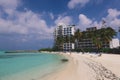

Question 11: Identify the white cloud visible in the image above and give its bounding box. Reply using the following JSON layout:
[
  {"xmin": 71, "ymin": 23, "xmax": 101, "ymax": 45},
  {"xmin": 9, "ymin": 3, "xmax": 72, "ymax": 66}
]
[
  {"xmin": 78, "ymin": 8, "xmax": 120, "ymax": 31},
  {"xmin": 0, "ymin": 18, "xmax": 28, "ymax": 34},
  {"xmin": 78, "ymin": 14, "xmax": 92, "ymax": 30},
  {"xmin": 68, "ymin": 0, "xmax": 89, "ymax": 9},
  {"xmin": 103, "ymin": 8, "xmax": 120, "ymax": 30},
  {"xmin": 55, "ymin": 15, "xmax": 72, "ymax": 25},
  {"xmin": 107, "ymin": 8, "xmax": 120, "ymax": 19},
  {"xmin": 0, "ymin": 0, "xmax": 54, "ymax": 41},
  {"xmin": 0, "ymin": 0, "xmax": 20, "ymax": 15},
  {"xmin": 79, "ymin": 14, "xmax": 92, "ymax": 25},
  {"xmin": 0, "ymin": 10, "xmax": 53, "ymax": 39}
]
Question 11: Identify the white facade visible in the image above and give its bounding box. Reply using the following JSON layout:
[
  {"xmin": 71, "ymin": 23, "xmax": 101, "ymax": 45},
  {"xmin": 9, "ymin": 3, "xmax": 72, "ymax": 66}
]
[
  {"xmin": 54, "ymin": 23, "xmax": 75, "ymax": 50},
  {"xmin": 54, "ymin": 24, "xmax": 75, "ymax": 36},
  {"xmin": 54, "ymin": 23, "xmax": 66, "ymax": 36},
  {"xmin": 110, "ymin": 38, "xmax": 120, "ymax": 48},
  {"xmin": 63, "ymin": 25, "xmax": 75, "ymax": 36},
  {"xmin": 63, "ymin": 43, "xmax": 75, "ymax": 51}
]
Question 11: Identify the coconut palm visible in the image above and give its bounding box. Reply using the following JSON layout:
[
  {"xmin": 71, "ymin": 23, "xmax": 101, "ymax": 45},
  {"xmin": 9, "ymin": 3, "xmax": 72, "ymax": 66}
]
[
  {"xmin": 74, "ymin": 29, "xmax": 84, "ymax": 52},
  {"xmin": 56, "ymin": 35, "xmax": 64, "ymax": 51},
  {"xmin": 64, "ymin": 35, "xmax": 69, "ymax": 43},
  {"xmin": 92, "ymin": 33, "xmax": 102, "ymax": 53},
  {"xmin": 100, "ymin": 20, "xmax": 116, "ymax": 48},
  {"xmin": 100, "ymin": 27, "xmax": 116, "ymax": 50},
  {"xmin": 100, "ymin": 27, "xmax": 116, "ymax": 43},
  {"xmin": 90, "ymin": 27, "xmax": 116, "ymax": 54},
  {"xmin": 87, "ymin": 30, "xmax": 101, "ymax": 52},
  {"xmin": 70, "ymin": 35, "xmax": 75, "ymax": 43},
  {"xmin": 74, "ymin": 29, "xmax": 82, "ymax": 41}
]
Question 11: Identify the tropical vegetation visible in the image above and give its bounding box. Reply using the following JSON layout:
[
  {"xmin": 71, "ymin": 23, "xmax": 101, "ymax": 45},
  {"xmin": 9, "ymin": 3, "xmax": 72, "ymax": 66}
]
[
  {"xmin": 89, "ymin": 27, "xmax": 116, "ymax": 53},
  {"xmin": 53, "ymin": 26, "xmax": 116, "ymax": 52},
  {"xmin": 48, "ymin": 20, "xmax": 118, "ymax": 54}
]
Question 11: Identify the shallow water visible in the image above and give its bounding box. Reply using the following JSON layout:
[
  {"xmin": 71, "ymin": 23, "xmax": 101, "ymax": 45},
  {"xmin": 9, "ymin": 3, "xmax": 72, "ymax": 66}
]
[{"xmin": 0, "ymin": 52, "xmax": 66, "ymax": 80}]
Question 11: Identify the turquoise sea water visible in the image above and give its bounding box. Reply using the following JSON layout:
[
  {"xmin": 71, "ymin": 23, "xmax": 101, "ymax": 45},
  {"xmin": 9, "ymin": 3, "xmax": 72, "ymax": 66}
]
[{"xmin": 0, "ymin": 52, "xmax": 66, "ymax": 80}]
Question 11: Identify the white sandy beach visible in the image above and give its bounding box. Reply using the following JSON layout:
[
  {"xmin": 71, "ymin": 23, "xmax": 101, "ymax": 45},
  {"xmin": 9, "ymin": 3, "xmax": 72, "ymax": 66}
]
[{"xmin": 39, "ymin": 53, "xmax": 120, "ymax": 80}]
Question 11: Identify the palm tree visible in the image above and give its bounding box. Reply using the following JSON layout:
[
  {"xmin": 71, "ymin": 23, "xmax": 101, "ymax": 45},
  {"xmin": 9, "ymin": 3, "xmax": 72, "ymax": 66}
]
[
  {"xmin": 87, "ymin": 30, "xmax": 101, "ymax": 53},
  {"xmin": 64, "ymin": 35, "xmax": 69, "ymax": 43},
  {"xmin": 101, "ymin": 27, "xmax": 116, "ymax": 43},
  {"xmin": 100, "ymin": 20, "xmax": 116, "ymax": 48},
  {"xmin": 100, "ymin": 27, "xmax": 116, "ymax": 50},
  {"xmin": 74, "ymin": 29, "xmax": 82, "ymax": 42},
  {"xmin": 92, "ymin": 33, "xmax": 102, "ymax": 53},
  {"xmin": 56, "ymin": 35, "xmax": 64, "ymax": 51},
  {"xmin": 70, "ymin": 35, "xmax": 75, "ymax": 43},
  {"xmin": 74, "ymin": 29, "xmax": 83, "ymax": 52},
  {"xmin": 90, "ymin": 27, "xmax": 116, "ymax": 54}
]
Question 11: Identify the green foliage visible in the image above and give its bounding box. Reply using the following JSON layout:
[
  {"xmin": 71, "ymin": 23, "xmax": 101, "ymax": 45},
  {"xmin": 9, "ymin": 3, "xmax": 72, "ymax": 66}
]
[
  {"xmin": 84, "ymin": 27, "xmax": 116, "ymax": 49},
  {"xmin": 100, "ymin": 27, "xmax": 116, "ymax": 42},
  {"xmin": 101, "ymin": 48, "xmax": 110, "ymax": 53},
  {"xmin": 74, "ymin": 29, "xmax": 82, "ymax": 41},
  {"xmin": 100, "ymin": 48, "xmax": 120, "ymax": 54},
  {"xmin": 53, "ymin": 24, "xmax": 116, "ymax": 52},
  {"xmin": 109, "ymin": 48, "xmax": 120, "ymax": 54},
  {"xmin": 54, "ymin": 34, "xmax": 75, "ymax": 51},
  {"xmin": 73, "ymin": 27, "xmax": 116, "ymax": 53},
  {"xmin": 52, "ymin": 45, "xmax": 60, "ymax": 51}
]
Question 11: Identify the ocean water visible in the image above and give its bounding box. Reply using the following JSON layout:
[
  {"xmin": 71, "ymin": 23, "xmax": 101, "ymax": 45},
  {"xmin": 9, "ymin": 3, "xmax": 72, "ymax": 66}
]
[{"xmin": 0, "ymin": 52, "xmax": 66, "ymax": 80}]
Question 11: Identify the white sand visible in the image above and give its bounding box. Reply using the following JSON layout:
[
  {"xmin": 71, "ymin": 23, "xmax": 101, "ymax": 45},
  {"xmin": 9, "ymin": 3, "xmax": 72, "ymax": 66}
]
[{"xmin": 39, "ymin": 53, "xmax": 120, "ymax": 80}]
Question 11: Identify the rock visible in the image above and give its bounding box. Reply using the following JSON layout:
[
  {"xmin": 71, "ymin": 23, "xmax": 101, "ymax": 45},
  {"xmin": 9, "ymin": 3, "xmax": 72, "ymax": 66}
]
[{"xmin": 61, "ymin": 59, "xmax": 68, "ymax": 62}]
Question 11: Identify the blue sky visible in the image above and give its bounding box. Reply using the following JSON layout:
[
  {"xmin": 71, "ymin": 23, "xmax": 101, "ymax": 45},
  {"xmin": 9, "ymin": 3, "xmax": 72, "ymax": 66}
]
[{"xmin": 0, "ymin": 0, "xmax": 120, "ymax": 50}]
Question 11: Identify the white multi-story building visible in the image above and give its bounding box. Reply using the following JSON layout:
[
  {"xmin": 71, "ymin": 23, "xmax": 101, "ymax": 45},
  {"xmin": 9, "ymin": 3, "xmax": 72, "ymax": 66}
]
[
  {"xmin": 54, "ymin": 23, "xmax": 75, "ymax": 37},
  {"xmin": 54, "ymin": 23, "xmax": 75, "ymax": 51},
  {"xmin": 110, "ymin": 38, "xmax": 119, "ymax": 48}
]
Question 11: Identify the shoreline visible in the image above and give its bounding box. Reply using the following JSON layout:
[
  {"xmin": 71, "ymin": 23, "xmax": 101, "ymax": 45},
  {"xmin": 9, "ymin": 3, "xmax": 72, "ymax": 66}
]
[
  {"xmin": 39, "ymin": 53, "xmax": 78, "ymax": 80},
  {"xmin": 39, "ymin": 53, "xmax": 120, "ymax": 80},
  {"xmin": 0, "ymin": 53, "xmax": 67, "ymax": 80}
]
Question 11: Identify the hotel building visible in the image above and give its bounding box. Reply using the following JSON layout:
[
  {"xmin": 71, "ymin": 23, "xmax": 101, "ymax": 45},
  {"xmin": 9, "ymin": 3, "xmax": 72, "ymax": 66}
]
[
  {"xmin": 76, "ymin": 27, "xmax": 120, "ymax": 50},
  {"xmin": 54, "ymin": 23, "xmax": 75, "ymax": 51},
  {"xmin": 76, "ymin": 27, "xmax": 109, "ymax": 49},
  {"xmin": 54, "ymin": 24, "xmax": 119, "ymax": 51}
]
